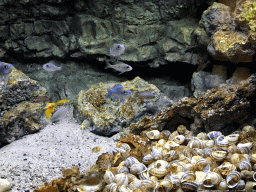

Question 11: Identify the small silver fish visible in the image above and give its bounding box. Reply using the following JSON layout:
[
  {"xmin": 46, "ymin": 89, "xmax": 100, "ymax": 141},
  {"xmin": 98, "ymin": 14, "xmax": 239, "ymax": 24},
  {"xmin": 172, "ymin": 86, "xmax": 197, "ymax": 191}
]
[
  {"xmin": 51, "ymin": 106, "xmax": 69, "ymax": 122},
  {"xmin": 134, "ymin": 91, "xmax": 156, "ymax": 99},
  {"xmin": 43, "ymin": 61, "xmax": 62, "ymax": 72},
  {"xmin": 70, "ymin": 52, "xmax": 86, "ymax": 57},
  {"xmin": 0, "ymin": 62, "xmax": 14, "ymax": 87},
  {"xmin": 110, "ymin": 43, "xmax": 125, "ymax": 61},
  {"xmin": 105, "ymin": 60, "xmax": 132, "ymax": 75}
]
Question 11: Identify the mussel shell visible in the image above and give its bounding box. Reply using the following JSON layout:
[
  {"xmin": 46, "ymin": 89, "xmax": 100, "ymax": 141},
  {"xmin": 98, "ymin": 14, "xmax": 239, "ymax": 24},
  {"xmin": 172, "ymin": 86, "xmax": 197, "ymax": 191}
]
[{"xmin": 226, "ymin": 171, "xmax": 241, "ymax": 188}]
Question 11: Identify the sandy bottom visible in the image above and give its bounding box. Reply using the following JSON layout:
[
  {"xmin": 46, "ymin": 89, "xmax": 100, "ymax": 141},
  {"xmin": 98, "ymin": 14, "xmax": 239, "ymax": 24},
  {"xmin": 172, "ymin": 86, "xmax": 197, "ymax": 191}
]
[{"xmin": 0, "ymin": 113, "xmax": 118, "ymax": 192}]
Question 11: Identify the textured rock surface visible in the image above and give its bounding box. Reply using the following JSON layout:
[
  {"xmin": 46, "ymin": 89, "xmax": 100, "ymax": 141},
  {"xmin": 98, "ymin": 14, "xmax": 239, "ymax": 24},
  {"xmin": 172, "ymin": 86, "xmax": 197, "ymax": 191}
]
[
  {"xmin": 0, "ymin": 0, "xmax": 211, "ymax": 67},
  {"xmin": 0, "ymin": 68, "xmax": 47, "ymax": 146},
  {"xmin": 73, "ymin": 76, "xmax": 172, "ymax": 136},
  {"xmin": 200, "ymin": 1, "xmax": 256, "ymax": 62},
  {"xmin": 120, "ymin": 74, "xmax": 256, "ymax": 136}
]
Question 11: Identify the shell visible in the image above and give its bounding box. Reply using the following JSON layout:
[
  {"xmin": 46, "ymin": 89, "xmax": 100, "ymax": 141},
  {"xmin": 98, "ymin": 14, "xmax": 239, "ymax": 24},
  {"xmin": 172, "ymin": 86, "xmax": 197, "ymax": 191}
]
[
  {"xmin": 253, "ymin": 171, "xmax": 256, "ymax": 182},
  {"xmin": 163, "ymin": 141, "xmax": 179, "ymax": 150},
  {"xmin": 217, "ymin": 162, "xmax": 236, "ymax": 176},
  {"xmin": 196, "ymin": 132, "xmax": 208, "ymax": 140},
  {"xmin": 181, "ymin": 182, "xmax": 198, "ymax": 191},
  {"xmin": 104, "ymin": 170, "xmax": 115, "ymax": 184},
  {"xmin": 177, "ymin": 125, "xmax": 188, "ymax": 135},
  {"xmin": 179, "ymin": 146, "xmax": 198, "ymax": 159},
  {"xmin": 105, "ymin": 183, "xmax": 118, "ymax": 192},
  {"xmin": 193, "ymin": 148, "xmax": 204, "ymax": 157},
  {"xmin": 242, "ymin": 125, "xmax": 255, "ymax": 137},
  {"xmin": 234, "ymin": 179, "xmax": 245, "ymax": 190},
  {"xmin": 163, "ymin": 150, "xmax": 179, "ymax": 162},
  {"xmin": 138, "ymin": 171, "xmax": 150, "ymax": 180},
  {"xmin": 237, "ymin": 143, "xmax": 252, "ymax": 154},
  {"xmin": 118, "ymin": 185, "xmax": 132, "ymax": 192},
  {"xmin": 216, "ymin": 180, "xmax": 228, "ymax": 191},
  {"xmin": 141, "ymin": 179, "xmax": 156, "ymax": 189},
  {"xmin": 227, "ymin": 145, "xmax": 239, "ymax": 154},
  {"xmin": 159, "ymin": 130, "xmax": 171, "ymax": 140},
  {"xmin": 251, "ymin": 154, "xmax": 256, "ymax": 163},
  {"xmin": 230, "ymin": 153, "xmax": 250, "ymax": 168},
  {"xmin": 239, "ymin": 161, "xmax": 252, "ymax": 171},
  {"xmin": 180, "ymin": 171, "xmax": 196, "ymax": 183},
  {"xmin": 142, "ymin": 154, "xmax": 155, "ymax": 165},
  {"xmin": 226, "ymin": 134, "xmax": 240, "ymax": 145},
  {"xmin": 240, "ymin": 170, "xmax": 254, "ymax": 181},
  {"xmin": 203, "ymin": 148, "xmax": 213, "ymax": 157},
  {"xmin": 128, "ymin": 179, "xmax": 142, "ymax": 190},
  {"xmin": 195, "ymin": 158, "xmax": 211, "ymax": 172},
  {"xmin": 130, "ymin": 163, "xmax": 147, "ymax": 175},
  {"xmin": 216, "ymin": 135, "xmax": 229, "ymax": 147},
  {"xmin": 226, "ymin": 171, "xmax": 241, "ymax": 188},
  {"xmin": 187, "ymin": 139, "xmax": 206, "ymax": 149},
  {"xmin": 149, "ymin": 168, "xmax": 168, "ymax": 178},
  {"xmin": 115, "ymin": 173, "xmax": 129, "ymax": 186},
  {"xmin": 245, "ymin": 181, "xmax": 256, "ymax": 191},
  {"xmin": 165, "ymin": 175, "xmax": 180, "ymax": 189},
  {"xmin": 117, "ymin": 166, "xmax": 130, "ymax": 174},
  {"xmin": 151, "ymin": 147, "xmax": 163, "ymax": 160},
  {"xmin": 118, "ymin": 143, "xmax": 131, "ymax": 153},
  {"xmin": 202, "ymin": 172, "xmax": 221, "ymax": 188},
  {"xmin": 211, "ymin": 151, "xmax": 227, "ymax": 161},
  {"xmin": 173, "ymin": 135, "xmax": 185, "ymax": 145},
  {"xmin": 124, "ymin": 157, "xmax": 140, "ymax": 168},
  {"xmin": 156, "ymin": 179, "xmax": 173, "ymax": 191},
  {"xmin": 207, "ymin": 131, "xmax": 222, "ymax": 140},
  {"xmin": 146, "ymin": 130, "xmax": 160, "ymax": 140},
  {"xmin": 203, "ymin": 140, "xmax": 215, "ymax": 148},
  {"xmin": 148, "ymin": 160, "xmax": 169, "ymax": 169}
]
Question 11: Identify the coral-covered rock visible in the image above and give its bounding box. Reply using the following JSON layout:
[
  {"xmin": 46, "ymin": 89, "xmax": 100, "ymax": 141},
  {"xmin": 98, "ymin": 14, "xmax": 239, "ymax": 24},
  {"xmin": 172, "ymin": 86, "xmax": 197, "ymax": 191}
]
[
  {"xmin": 0, "ymin": 68, "xmax": 47, "ymax": 146},
  {"xmin": 121, "ymin": 74, "xmax": 256, "ymax": 136},
  {"xmin": 73, "ymin": 76, "xmax": 171, "ymax": 136}
]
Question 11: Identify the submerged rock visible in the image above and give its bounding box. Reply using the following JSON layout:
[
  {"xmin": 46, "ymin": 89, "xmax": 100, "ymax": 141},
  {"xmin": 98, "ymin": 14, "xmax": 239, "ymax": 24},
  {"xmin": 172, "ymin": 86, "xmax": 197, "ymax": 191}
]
[
  {"xmin": 121, "ymin": 74, "xmax": 256, "ymax": 136},
  {"xmin": 73, "ymin": 76, "xmax": 172, "ymax": 136},
  {"xmin": 0, "ymin": 68, "xmax": 47, "ymax": 146}
]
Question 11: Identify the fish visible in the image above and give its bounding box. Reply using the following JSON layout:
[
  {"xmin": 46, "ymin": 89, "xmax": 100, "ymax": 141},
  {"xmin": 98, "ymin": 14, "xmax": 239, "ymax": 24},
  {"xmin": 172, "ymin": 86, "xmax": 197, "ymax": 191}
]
[
  {"xmin": 110, "ymin": 43, "xmax": 125, "ymax": 61},
  {"xmin": 51, "ymin": 106, "xmax": 69, "ymax": 122},
  {"xmin": 134, "ymin": 91, "xmax": 156, "ymax": 99},
  {"xmin": 0, "ymin": 50, "xmax": 6, "ymax": 57},
  {"xmin": 70, "ymin": 52, "xmax": 86, "ymax": 57},
  {"xmin": 44, "ymin": 102, "xmax": 56, "ymax": 118},
  {"xmin": 0, "ymin": 62, "xmax": 14, "ymax": 87},
  {"xmin": 43, "ymin": 61, "xmax": 62, "ymax": 72},
  {"xmin": 56, "ymin": 99, "xmax": 69, "ymax": 105},
  {"xmin": 105, "ymin": 84, "xmax": 132, "ymax": 103},
  {"xmin": 105, "ymin": 60, "xmax": 132, "ymax": 75},
  {"xmin": 32, "ymin": 96, "xmax": 49, "ymax": 103}
]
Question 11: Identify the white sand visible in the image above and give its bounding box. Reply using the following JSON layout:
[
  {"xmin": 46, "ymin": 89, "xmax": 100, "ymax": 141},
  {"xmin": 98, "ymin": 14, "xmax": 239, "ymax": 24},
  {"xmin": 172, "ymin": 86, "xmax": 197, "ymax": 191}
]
[{"xmin": 0, "ymin": 112, "xmax": 118, "ymax": 192}]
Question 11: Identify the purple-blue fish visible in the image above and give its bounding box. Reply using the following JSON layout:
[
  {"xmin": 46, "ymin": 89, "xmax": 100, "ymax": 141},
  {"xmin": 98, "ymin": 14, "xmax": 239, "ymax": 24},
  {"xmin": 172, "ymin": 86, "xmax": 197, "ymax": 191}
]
[
  {"xmin": 106, "ymin": 84, "xmax": 132, "ymax": 103},
  {"xmin": 0, "ymin": 62, "xmax": 14, "ymax": 87}
]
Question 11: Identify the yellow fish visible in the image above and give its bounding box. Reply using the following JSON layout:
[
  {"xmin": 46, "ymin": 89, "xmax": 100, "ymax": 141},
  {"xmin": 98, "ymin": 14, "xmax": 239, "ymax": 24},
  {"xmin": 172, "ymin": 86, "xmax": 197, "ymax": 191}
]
[
  {"xmin": 44, "ymin": 102, "xmax": 56, "ymax": 118},
  {"xmin": 81, "ymin": 123, "xmax": 85, "ymax": 131},
  {"xmin": 56, "ymin": 99, "xmax": 69, "ymax": 106},
  {"xmin": 122, "ymin": 87, "xmax": 138, "ymax": 91}
]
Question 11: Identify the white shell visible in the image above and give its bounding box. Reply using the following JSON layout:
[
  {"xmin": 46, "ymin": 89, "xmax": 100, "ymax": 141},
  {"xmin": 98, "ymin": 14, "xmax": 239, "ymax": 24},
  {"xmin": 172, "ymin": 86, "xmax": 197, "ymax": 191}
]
[
  {"xmin": 130, "ymin": 163, "xmax": 147, "ymax": 175},
  {"xmin": 239, "ymin": 161, "xmax": 252, "ymax": 171},
  {"xmin": 202, "ymin": 172, "xmax": 221, "ymax": 188},
  {"xmin": 237, "ymin": 143, "xmax": 252, "ymax": 154},
  {"xmin": 146, "ymin": 130, "xmax": 160, "ymax": 140},
  {"xmin": 226, "ymin": 171, "xmax": 241, "ymax": 188},
  {"xmin": 104, "ymin": 170, "xmax": 115, "ymax": 184},
  {"xmin": 115, "ymin": 173, "xmax": 129, "ymax": 186},
  {"xmin": 124, "ymin": 157, "xmax": 139, "ymax": 168},
  {"xmin": 173, "ymin": 135, "xmax": 185, "ymax": 144},
  {"xmin": 226, "ymin": 134, "xmax": 239, "ymax": 144},
  {"xmin": 207, "ymin": 131, "xmax": 222, "ymax": 140},
  {"xmin": 0, "ymin": 179, "xmax": 11, "ymax": 192}
]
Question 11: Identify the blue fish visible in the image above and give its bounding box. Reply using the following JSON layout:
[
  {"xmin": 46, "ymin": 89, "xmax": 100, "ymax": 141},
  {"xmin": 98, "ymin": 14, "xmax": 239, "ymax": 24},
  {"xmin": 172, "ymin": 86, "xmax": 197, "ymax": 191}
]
[
  {"xmin": 106, "ymin": 84, "xmax": 132, "ymax": 103},
  {"xmin": 0, "ymin": 62, "xmax": 14, "ymax": 87}
]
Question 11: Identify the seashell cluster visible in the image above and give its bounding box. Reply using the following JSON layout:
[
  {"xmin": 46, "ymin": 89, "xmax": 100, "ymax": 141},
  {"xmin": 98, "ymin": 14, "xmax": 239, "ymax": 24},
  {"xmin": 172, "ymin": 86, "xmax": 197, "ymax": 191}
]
[{"xmin": 102, "ymin": 125, "xmax": 256, "ymax": 191}]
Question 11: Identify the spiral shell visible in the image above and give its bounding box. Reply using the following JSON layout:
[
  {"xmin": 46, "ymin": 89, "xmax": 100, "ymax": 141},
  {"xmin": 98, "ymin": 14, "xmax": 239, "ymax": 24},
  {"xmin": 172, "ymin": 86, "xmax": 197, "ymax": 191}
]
[
  {"xmin": 237, "ymin": 143, "xmax": 252, "ymax": 154},
  {"xmin": 227, "ymin": 145, "xmax": 239, "ymax": 154},
  {"xmin": 105, "ymin": 183, "xmax": 118, "ymax": 192},
  {"xmin": 156, "ymin": 179, "xmax": 173, "ymax": 191},
  {"xmin": 146, "ymin": 130, "xmax": 160, "ymax": 140},
  {"xmin": 203, "ymin": 148, "xmax": 213, "ymax": 158},
  {"xmin": 195, "ymin": 158, "xmax": 211, "ymax": 172},
  {"xmin": 180, "ymin": 171, "xmax": 196, "ymax": 183},
  {"xmin": 239, "ymin": 161, "xmax": 252, "ymax": 171},
  {"xmin": 211, "ymin": 151, "xmax": 227, "ymax": 161},
  {"xmin": 196, "ymin": 132, "xmax": 208, "ymax": 140},
  {"xmin": 202, "ymin": 172, "xmax": 221, "ymax": 188},
  {"xmin": 217, "ymin": 162, "xmax": 236, "ymax": 176},
  {"xmin": 163, "ymin": 141, "xmax": 179, "ymax": 150},
  {"xmin": 177, "ymin": 125, "xmax": 188, "ymax": 135},
  {"xmin": 165, "ymin": 175, "xmax": 180, "ymax": 189},
  {"xmin": 114, "ymin": 143, "xmax": 131, "ymax": 153},
  {"xmin": 163, "ymin": 150, "xmax": 179, "ymax": 162},
  {"xmin": 181, "ymin": 182, "xmax": 198, "ymax": 191},
  {"xmin": 138, "ymin": 171, "xmax": 150, "ymax": 180},
  {"xmin": 203, "ymin": 140, "xmax": 215, "ymax": 148},
  {"xmin": 151, "ymin": 147, "xmax": 163, "ymax": 160},
  {"xmin": 187, "ymin": 139, "xmax": 206, "ymax": 149},
  {"xmin": 193, "ymin": 148, "xmax": 204, "ymax": 157},
  {"xmin": 226, "ymin": 134, "xmax": 239, "ymax": 145},
  {"xmin": 216, "ymin": 180, "xmax": 228, "ymax": 191},
  {"xmin": 234, "ymin": 179, "xmax": 246, "ymax": 190},
  {"xmin": 230, "ymin": 153, "xmax": 250, "ymax": 168},
  {"xmin": 117, "ymin": 166, "xmax": 130, "ymax": 174},
  {"xmin": 216, "ymin": 135, "xmax": 229, "ymax": 147},
  {"xmin": 142, "ymin": 154, "xmax": 155, "ymax": 165},
  {"xmin": 128, "ymin": 179, "xmax": 142, "ymax": 190},
  {"xmin": 124, "ymin": 157, "xmax": 139, "ymax": 168},
  {"xmin": 149, "ymin": 168, "xmax": 168, "ymax": 178},
  {"xmin": 226, "ymin": 171, "xmax": 241, "ymax": 188},
  {"xmin": 242, "ymin": 125, "xmax": 255, "ymax": 137},
  {"xmin": 118, "ymin": 185, "xmax": 132, "ymax": 192},
  {"xmin": 141, "ymin": 179, "xmax": 156, "ymax": 189},
  {"xmin": 173, "ymin": 135, "xmax": 185, "ymax": 145},
  {"xmin": 104, "ymin": 170, "xmax": 115, "ymax": 184},
  {"xmin": 130, "ymin": 163, "xmax": 147, "ymax": 175},
  {"xmin": 115, "ymin": 173, "xmax": 129, "ymax": 186},
  {"xmin": 208, "ymin": 131, "xmax": 222, "ymax": 140}
]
